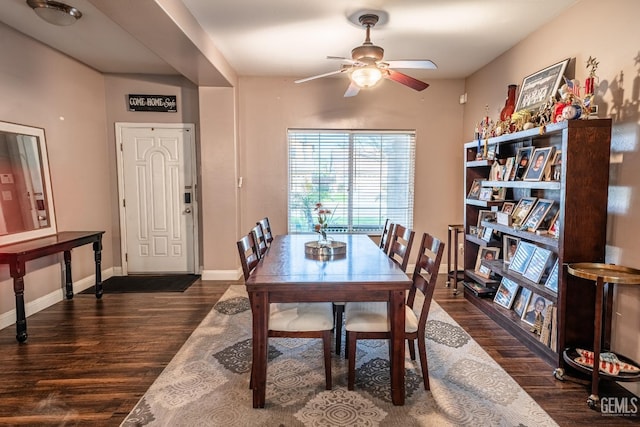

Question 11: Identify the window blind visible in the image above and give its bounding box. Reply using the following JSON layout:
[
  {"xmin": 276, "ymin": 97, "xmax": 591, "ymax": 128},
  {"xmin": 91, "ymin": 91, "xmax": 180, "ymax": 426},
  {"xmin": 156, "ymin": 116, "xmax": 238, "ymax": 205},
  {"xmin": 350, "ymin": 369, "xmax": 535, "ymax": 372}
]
[{"xmin": 288, "ymin": 129, "xmax": 415, "ymax": 234}]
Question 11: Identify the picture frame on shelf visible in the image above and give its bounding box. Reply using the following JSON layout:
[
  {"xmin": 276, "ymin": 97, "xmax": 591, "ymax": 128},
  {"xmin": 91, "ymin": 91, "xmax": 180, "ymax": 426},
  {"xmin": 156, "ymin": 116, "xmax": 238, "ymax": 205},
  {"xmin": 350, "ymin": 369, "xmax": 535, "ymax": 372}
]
[
  {"xmin": 538, "ymin": 204, "xmax": 559, "ymax": 232},
  {"xmin": 503, "ymin": 157, "xmax": 516, "ymax": 181},
  {"xmin": 523, "ymin": 147, "xmax": 554, "ymax": 181},
  {"xmin": 474, "ymin": 246, "xmax": 501, "ymax": 272},
  {"xmin": 494, "ymin": 277, "xmax": 520, "ymax": 309},
  {"xmin": 514, "ymin": 58, "xmax": 570, "ymax": 113},
  {"xmin": 514, "ymin": 147, "xmax": 534, "ymax": 180},
  {"xmin": 521, "ymin": 199, "xmax": 554, "ymax": 232},
  {"xmin": 511, "ymin": 196, "xmax": 537, "ymax": 227},
  {"xmin": 467, "ymin": 178, "xmax": 483, "ymax": 199},
  {"xmin": 479, "ymin": 187, "xmax": 493, "ymax": 201},
  {"xmin": 492, "ymin": 187, "xmax": 507, "ymax": 201},
  {"xmin": 513, "ymin": 287, "xmax": 532, "ymax": 318},
  {"xmin": 501, "ymin": 202, "xmax": 515, "ymax": 214},
  {"xmin": 544, "ymin": 258, "xmax": 560, "ymax": 292},
  {"xmin": 477, "ymin": 209, "xmax": 497, "ymax": 236},
  {"xmin": 489, "ymin": 161, "xmax": 504, "ymax": 181},
  {"xmin": 521, "ymin": 293, "xmax": 553, "ymax": 327},
  {"xmin": 481, "ymin": 226, "xmax": 494, "ymax": 242},
  {"xmin": 503, "ymin": 235, "xmax": 520, "ymax": 264},
  {"xmin": 548, "ymin": 149, "xmax": 562, "ymax": 181},
  {"xmin": 508, "ymin": 241, "xmax": 537, "ymax": 274},
  {"xmin": 547, "ymin": 212, "xmax": 560, "ymax": 237},
  {"xmin": 523, "ymin": 246, "xmax": 553, "ymax": 283}
]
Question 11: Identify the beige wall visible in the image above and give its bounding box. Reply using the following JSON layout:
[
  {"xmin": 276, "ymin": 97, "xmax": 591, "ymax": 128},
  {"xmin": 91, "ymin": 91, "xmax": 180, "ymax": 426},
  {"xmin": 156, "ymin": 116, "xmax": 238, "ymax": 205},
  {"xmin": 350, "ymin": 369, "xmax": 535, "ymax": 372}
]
[
  {"xmin": 0, "ymin": 24, "xmax": 113, "ymax": 320},
  {"xmin": 462, "ymin": 0, "xmax": 640, "ymax": 394},
  {"xmin": 236, "ymin": 76, "xmax": 465, "ymax": 262},
  {"xmin": 102, "ymin": 74, "xmax": 200, "ymax": 266}
]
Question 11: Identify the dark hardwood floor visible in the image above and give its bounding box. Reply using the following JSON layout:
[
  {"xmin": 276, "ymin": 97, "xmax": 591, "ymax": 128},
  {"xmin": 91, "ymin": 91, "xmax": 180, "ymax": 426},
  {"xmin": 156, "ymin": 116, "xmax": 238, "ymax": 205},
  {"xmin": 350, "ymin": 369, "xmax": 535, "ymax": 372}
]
[{"xmin": 0, "ymin": 276, "xmax": 636, "ymax": 426}]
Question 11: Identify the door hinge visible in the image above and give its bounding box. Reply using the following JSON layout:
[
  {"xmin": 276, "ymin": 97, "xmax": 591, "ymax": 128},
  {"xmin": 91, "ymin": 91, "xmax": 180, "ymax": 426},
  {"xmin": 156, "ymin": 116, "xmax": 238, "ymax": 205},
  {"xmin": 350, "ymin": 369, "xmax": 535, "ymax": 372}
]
[
  {"xmin": 122, "ymin": 199, "xmax": 125, "ymax": 207},
  {"xmin": 125, "ymin": 253, "xmax": 128, "ymax": 262}
]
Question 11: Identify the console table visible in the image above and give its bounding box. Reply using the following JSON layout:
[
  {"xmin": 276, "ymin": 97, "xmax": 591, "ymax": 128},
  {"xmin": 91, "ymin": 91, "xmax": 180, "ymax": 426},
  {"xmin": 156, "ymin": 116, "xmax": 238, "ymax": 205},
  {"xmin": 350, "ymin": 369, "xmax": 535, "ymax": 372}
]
[{"xmin": 0, "ymin": 231, "xmax": 104, "ymax": 342}]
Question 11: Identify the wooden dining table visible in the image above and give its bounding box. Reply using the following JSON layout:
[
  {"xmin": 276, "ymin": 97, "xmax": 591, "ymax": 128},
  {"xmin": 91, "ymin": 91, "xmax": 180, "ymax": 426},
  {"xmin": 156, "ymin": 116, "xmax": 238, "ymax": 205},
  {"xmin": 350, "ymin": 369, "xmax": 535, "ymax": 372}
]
[{"xmin": 245, "ymin": 233, "xmax": 412, "ymax": 408}]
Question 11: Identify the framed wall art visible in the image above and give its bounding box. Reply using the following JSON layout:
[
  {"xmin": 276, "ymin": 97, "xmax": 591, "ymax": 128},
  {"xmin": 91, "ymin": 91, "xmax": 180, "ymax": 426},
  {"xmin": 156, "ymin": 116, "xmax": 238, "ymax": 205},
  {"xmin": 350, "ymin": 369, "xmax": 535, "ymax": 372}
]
[{"xmin": 514, "ymin": 58, "xmax": 570, "ymax": 113}]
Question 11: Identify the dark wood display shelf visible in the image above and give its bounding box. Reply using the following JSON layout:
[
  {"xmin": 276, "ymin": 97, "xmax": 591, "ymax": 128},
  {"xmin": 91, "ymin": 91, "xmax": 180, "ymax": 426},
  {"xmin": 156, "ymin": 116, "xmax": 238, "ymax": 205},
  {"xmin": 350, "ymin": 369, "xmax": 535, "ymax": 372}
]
[
  {"xmin": 465, "ymin": 234, "xmax": 501, "ymax": 248},
  {"xmin": 462, "ymin": 119, "xmax": 612, "ymax": 369}
]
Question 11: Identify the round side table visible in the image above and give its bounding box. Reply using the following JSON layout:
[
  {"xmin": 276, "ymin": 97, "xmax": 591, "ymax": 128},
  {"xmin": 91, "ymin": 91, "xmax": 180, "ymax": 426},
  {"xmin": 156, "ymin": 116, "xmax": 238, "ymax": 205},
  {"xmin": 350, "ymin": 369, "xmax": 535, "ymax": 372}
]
[{"xmin": 562, "ymin": 263, "xmax": 640, "ymax": 410}]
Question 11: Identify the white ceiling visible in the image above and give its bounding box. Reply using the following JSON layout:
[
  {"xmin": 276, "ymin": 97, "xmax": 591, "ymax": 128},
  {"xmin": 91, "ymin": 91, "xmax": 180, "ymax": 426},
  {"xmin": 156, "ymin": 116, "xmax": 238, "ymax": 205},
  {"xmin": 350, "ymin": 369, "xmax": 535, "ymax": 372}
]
[{"xmin": 0, "ymin": 0, "xmax": 577, "ymax": 85}]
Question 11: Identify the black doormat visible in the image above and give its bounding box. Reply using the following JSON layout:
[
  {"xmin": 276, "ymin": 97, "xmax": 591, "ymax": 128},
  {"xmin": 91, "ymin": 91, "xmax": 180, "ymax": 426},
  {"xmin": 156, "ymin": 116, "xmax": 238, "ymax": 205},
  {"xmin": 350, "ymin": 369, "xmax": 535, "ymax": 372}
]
[{"xmin": 80, "ymin": 274, "xmax": 200, "ymax": 294}]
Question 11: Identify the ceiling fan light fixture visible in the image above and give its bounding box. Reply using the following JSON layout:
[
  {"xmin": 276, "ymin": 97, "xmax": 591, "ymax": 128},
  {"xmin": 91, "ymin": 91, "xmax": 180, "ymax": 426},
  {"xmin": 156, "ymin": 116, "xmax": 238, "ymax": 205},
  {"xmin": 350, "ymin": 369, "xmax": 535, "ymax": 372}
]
[
  {"xmin": 351, "ymin": 66, "xmax": 382, "ymax": 88},
  {"xmin": 27, "ymin": 0, "xmax": 82, "ymax": 26}
]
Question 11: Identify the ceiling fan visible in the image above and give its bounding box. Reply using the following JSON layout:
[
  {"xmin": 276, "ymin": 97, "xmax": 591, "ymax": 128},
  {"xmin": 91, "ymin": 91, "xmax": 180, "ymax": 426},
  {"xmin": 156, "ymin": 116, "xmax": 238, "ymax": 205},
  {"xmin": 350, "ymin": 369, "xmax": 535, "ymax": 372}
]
[{"xmin": 295, "ymin": 13, "xmax": 437, "ymax": 97}]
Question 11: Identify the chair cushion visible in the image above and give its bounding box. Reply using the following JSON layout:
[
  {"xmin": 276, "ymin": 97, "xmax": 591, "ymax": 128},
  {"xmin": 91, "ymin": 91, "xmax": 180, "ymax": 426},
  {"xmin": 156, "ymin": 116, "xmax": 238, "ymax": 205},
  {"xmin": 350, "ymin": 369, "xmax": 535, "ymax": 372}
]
[
  {"xmin": 269, "ymin": 303, "xmax": 334, "ymax": 331},
  {"xmin": 344, "ymin": 302, "xmax": 418, "ymax": 333}
]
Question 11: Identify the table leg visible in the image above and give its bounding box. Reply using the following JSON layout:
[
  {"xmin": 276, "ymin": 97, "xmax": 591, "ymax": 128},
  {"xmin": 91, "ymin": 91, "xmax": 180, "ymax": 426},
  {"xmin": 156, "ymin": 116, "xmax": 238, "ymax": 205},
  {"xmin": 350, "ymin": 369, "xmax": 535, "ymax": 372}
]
[
  {"xmin": 250, "ymin": 291, "xmax": 269, "ymax": 408},
  {"xmin": 10, "ymin": 261, "xmax": 27, "ymax": 343},
  {"xmin": 452, "ymin": 230, "xmax": 460, "ymax": 294},
  {"xmin": 389, "ymin": 289, "xmax": 406, "ymax": 405},
  {"xmin": 64, "ymin": 250, "xmax": 73, "ymax": 299},
  {"xmin": 590, "ymin": 277, "xmax": 604, "ymax": 406},
  {"xmin": 93, "ymin": 238, "xmax": 103, "ymax": 299}
]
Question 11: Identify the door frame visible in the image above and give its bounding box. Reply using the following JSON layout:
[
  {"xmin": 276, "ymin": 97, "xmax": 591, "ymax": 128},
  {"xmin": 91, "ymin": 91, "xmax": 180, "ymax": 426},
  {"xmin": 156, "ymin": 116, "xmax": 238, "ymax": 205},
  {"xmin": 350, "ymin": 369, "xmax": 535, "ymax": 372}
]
[{"xmin": 115, "ymin": 122, "xmax": 199, "ymax": 275}]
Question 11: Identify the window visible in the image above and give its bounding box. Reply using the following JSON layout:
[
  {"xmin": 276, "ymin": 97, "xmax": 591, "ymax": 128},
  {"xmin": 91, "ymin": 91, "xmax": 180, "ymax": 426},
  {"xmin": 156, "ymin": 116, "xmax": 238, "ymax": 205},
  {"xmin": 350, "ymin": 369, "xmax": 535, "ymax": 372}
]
[{"xmin": 288, "ymin": 130, "xmax": 415, "ymax": 234}]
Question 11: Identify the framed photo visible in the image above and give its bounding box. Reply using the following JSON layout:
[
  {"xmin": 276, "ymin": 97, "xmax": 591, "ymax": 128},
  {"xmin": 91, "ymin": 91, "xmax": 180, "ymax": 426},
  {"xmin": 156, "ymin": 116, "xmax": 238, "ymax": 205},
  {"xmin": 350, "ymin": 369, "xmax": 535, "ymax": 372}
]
[
  {"xmin": 514, "ymin": 58, "xmax": 570, "ymax": 113},
  {"xmin": 521, "ymin": 199, "xmax": 554, "ymax": 232},
  {"xmin": 481, "ymin": 226, "xmax": 494, "ymax": 242},
  {"xmin": 493, "ymin": 277, "xmax": 519, "ymax": 309},
  {"xmin": 508, "ymin": 241, "xmax": 537, "ymax": 274},
  {"xmin": 544, "ymin": 258, "xmax": 559, "ymax": 292},
  {"xmin": 503, "ymin": 157, "xmax": 516, "ymax": 181},
  {"xmin": 479, "ymin": 187, "xmax": 493, "ymax": 201},
  {"xmin": 511, "ymin": 197, "xmax": 537, "ymax": 227},
  {"xmin": 477, "ymin": 210, "xmax": 497, "ymax": 227},
  {"xmin": 474, "ymin": 246, "xmax": 501, "ymax": 272},
  {"xmin": 521, "ymin": 293, "xmax": 553, "ymax": 327},
  {"xmin": 467, "ymin": 178, "xmax": 482, "ymax": 199},
  {"xmin": 549, "ymin": 149, "xmax": 562, "ymax": 181},
  {"xmin": 501, "ymin": 202, "xmax": 515, "ymax": 214},
  {"xmin": 513, "ymin": 287, "xmax": 532, "ymax": 318},
  {"xmin": 523, "ymin": 246, "xmax": 553, "ymax": 283},
  {"xmin": 503, "ymin": 235, "xmax": 520, "ymax": 264},
  {"xmin": 492, "ymin": 187, "xmax": 507, "ymax": 201},
  {"xmin": 489, "ymin": 161, "xmax": 504, "ymax": 181},
  {"xmin": 514, "ymin": 147, "xmax": 534, "ymax": 180},
  {"xmin": 523, "ymin": 147, "xmax": 554, "ymax": 181}
]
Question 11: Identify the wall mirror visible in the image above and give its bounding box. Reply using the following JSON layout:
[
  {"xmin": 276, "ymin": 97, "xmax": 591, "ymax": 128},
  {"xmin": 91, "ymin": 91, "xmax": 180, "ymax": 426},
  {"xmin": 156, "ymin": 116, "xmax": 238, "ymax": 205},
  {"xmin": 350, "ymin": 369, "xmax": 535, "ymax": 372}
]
[{"xmin": 0, "ymin": 121, "xmax": 56, "ymax": 246}]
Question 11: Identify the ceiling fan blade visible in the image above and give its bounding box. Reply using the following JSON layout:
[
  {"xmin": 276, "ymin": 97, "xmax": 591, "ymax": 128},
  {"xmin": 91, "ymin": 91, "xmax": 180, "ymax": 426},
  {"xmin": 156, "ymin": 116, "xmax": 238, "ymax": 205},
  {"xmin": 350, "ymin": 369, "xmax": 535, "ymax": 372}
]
[
  {"xmin": 295, "ymin": 69, "xmax": 345, "ymax": 84},
  {"xmin": 385, "ymin": 70, "xmax": 429, "ymax": 91},
  {"xmin": 327, "ymin": 56, "xmax": 356, "ymax": 63},
  {"xmin": 344, "ymin": 82, "xmax": 360, "ymax": 98},
  {"xmin": 385, "ymin": 60, "xmax": 437, "ymax": 70}
]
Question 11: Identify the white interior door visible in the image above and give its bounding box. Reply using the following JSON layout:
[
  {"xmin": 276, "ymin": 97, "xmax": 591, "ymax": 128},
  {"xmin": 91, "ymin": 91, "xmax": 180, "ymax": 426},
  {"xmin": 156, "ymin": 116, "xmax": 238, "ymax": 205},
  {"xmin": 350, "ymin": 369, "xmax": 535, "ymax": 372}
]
[{"xmin": 117, "ymin": 123, "xmax": 197, "ymax": 274}]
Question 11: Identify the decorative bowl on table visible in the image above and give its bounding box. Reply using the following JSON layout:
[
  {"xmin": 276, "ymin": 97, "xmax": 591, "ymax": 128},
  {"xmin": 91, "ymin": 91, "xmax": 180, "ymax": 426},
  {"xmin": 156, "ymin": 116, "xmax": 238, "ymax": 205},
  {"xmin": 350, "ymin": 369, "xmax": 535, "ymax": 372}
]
[{"xmin": 304, "ymin": 240, "xmax": 347, "ymax": 260}]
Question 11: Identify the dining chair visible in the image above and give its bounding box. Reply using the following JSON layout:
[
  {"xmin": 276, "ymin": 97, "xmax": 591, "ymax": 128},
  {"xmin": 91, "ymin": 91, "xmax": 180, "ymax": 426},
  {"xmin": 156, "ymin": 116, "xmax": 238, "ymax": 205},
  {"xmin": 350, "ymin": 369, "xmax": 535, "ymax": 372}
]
[
  {"xmin": 236, "ymin": 233, "xmax": 334, "ymax": 390},
  {"xmin": 379, "ymin": 219, "xmax": 395, "ymax": 255},
  {"xmin": 251, "ymin": 224, "xmax": 269, "ymax": 258},
  {"xmin": 334, "ymin": 219, "xmax": 395, "ymax": 355},
  {"xmin": 256, "ymin": 217, "xmax": 274, "ymax": 245},
  {"xmin": 344, "ymin": 231, "xmax": 444, "ymax": 391},
  {"xmin": 387, "ymin": 223, "xmax": 415, "ymax": 272}
]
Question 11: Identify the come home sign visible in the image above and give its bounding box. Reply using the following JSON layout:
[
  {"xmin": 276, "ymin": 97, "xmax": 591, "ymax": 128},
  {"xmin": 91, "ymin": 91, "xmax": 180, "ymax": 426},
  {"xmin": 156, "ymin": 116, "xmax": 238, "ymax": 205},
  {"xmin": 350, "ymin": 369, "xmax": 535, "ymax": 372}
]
[{"xmin": 128, "ymin": 94, "xmax": 177, "ymax": 112}]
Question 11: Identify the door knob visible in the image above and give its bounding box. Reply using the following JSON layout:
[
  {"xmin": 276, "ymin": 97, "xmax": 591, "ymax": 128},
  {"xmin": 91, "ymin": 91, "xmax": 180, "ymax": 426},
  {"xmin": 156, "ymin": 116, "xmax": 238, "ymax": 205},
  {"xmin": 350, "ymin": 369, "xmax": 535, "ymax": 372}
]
[{"xmin": 184, "ymin": 208, "xmax": 192, "ymax": 214}]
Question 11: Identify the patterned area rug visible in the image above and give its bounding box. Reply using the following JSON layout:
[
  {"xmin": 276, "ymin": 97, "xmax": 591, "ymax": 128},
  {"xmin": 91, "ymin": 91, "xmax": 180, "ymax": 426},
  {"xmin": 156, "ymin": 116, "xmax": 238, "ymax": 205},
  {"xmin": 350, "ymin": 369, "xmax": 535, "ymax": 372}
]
[{"xmin": 121, "ymin": 285, "xmax": 558, "ymax": 426}]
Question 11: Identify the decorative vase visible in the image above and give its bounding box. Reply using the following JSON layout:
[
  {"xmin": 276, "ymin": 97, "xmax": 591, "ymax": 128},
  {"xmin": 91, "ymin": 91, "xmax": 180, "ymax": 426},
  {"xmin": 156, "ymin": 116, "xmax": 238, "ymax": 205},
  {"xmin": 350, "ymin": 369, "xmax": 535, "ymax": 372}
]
[{"xmin": 500, "ymin": 84, "xmax": 517, "ymax": 122}]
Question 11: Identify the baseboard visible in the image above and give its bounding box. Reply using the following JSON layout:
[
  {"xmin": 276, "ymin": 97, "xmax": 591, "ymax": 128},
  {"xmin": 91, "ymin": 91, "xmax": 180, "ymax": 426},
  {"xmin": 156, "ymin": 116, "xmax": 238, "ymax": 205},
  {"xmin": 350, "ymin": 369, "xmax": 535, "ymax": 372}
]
[
  {"xmin": 0, "ymin": 267, "xmax": 114, "ymax": 331},
  {"xmin": 201, "ymin": 269, "xmax": 242, "ymax": 281}
]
